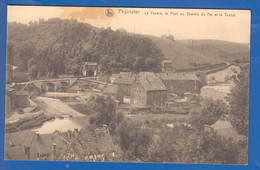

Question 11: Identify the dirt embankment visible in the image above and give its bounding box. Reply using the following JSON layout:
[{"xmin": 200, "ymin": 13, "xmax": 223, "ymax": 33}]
[
  {"xmin": 5, "ymin": 113, "xmax": 55, "ymax": 133},
  {"xmin": 35, "ymin": 97, "xmax": 85, "ymax": 117}
]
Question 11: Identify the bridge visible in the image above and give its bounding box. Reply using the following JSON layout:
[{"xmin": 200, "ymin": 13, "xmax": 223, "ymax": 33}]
[{"xmin": 16, "ymin": 77, "xmax": 107, "ymax": 92}]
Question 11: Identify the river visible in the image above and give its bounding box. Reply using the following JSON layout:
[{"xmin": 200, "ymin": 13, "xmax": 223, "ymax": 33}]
[{"xmin": 32, "ymin": 116, "xmax": 89, "ymax": 134}]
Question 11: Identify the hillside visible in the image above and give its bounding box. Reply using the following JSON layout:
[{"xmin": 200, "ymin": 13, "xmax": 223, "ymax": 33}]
[
  {"xmin": 176, "ymin": 39, "xmax": 250, "ymax": 63},
  {"xmin": 7, "ymin": 19, "xmax": 163, "ymax": 81},
  {"xmin": 145, "ymin": 35, "xmax": 224, "ymax": 69},
  {"xmin": 6, "ymin": 18, "xmax": 250, "ymax": 82}
]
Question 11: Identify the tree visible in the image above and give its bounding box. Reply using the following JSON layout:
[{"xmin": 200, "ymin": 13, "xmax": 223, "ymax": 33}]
[
  {"xmin": 6, "ymin": 43, "xmax": 14, "ymax": 65},
  {"xmin": 27, "ymin": 58, "xmax": 38, "ymax": 80},
  {"xmin": 227, "ymin": 66, "xmax": 249, "ymax": 136},
  {"xmin": 118, "ymin": 120, "xmax": 152, "ymax": 161},
  {"xmin": 147, "ymin": 126, "xmax": 239, "ymax": 164},
  {"xmin": 27, "ymin": 58, "xmax": 36, "ymax": 68},
  {"xmin": 7, "ymin": 19, "xmax": 164, "ymax": 78},
  {"xmin": 15, "ymin": 42, "xmax": 35, "ymax": 72},
  {"xmin": 88, "ymin": 96, "xmax": 123, "ymax": 135},
  {"xmin": 133, "ymin": 57, "xmax": 144, "ymax": 72},
  {"xmin": 189, "ymin": 99, "xmax": 228, "ymax": 130}
]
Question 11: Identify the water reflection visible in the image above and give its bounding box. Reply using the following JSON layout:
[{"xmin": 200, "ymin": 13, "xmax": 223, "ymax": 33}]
[{"xmin": 32, "ymin": 117, "xmax": 88, "ymax": 134}]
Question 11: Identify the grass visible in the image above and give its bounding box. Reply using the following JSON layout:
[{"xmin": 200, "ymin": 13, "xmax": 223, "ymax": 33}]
[{"xmin": 145, "ymin": 35, "xmax": 222, "ymax": 69}]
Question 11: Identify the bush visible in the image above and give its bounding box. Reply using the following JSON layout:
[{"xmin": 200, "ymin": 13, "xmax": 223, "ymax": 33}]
[
  {"xmin": 117, "ymin": 120, "xmax": 152, "ymax": 161},
  {"xmin": 189, "ymin": 99, "xmax": 228, "ymax": 130},
  {"xmin": 147, "ymin": 126, "xmax": 240, "ymax": 164}
]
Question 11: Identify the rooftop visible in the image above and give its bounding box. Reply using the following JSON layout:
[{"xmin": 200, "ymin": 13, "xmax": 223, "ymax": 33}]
[
  {"xmin": 210, "ymin": 119, "xmax": 245, "ymax": 142},
  {"xmin": 113, "ymin": 77, "xmax": 135, "ymax": 85},
  {"xmin": 138, "ymin": 72, "xmax": 167, "ymax": 91},
  {"xmin": 156, "ymin": 72, "xmax": 199, "ymax": 81},
  {"xmin": 111, "ymin": 72, "xmax": 136, "ymax": 85},
  {"xmin": 201, "ymin": 84, "xmax": 231, "ymax": 93},
  {"xmin": 102, "ymin": 84, "xmax": 120, "ymax": 94}
]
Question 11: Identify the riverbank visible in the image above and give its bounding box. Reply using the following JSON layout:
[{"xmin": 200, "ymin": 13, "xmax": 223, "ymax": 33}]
[
  {"xmin": 35, "ymin": 96, "xmax": 85, "ymax": 117},
  {"xmin": 5, "ymin": 113, "xmax": 55, "ymax": 133}
]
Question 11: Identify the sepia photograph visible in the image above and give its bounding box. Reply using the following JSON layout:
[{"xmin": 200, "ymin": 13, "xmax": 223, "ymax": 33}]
[{"xmin": 5, "ymin": 6, "xmax": 250, "ymax": 164}]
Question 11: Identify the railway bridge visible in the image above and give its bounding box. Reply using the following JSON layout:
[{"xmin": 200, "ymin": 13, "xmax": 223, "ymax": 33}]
[{"xmin": 16, "ymin": 77, "xmax": 106, "ymax": 92}]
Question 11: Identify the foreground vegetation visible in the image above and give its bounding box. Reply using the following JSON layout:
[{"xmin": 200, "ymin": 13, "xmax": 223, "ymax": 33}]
[{"xmin": 83, "ymin": 96, "xmax": 247, "ymax": 164}]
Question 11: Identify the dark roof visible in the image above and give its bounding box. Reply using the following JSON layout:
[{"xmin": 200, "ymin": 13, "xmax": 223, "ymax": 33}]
[
  {"xmin": 102, "ymin": 84, "xmax": 120, "ymax": 94},
  {"xmin": 156, "ymin": 72, "xmax": 199, "ymax": 81},
  {"xmin": 113, "ymin": 77, "xmax": 135, "ymax": 85},
  {"xmin": 5, "ymin": 129, "xmax": 118, "ymax": 161},
  {"xmin": 111, "ymin": 72, "xmax": 133, "ymax": 78},
  {"xmin": 210, "ymin": 119, "xmax": 245, "ymax": 142},
  {"xmin": 111, "ymin": 72, "xmax": 136, "ymax": 85},
  {"xmin": 138, "ymin": 72, "xmax": 167, "ymax": 91}
]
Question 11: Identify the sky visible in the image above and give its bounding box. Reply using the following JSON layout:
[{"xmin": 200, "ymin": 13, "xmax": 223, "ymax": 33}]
[{"xmin": 7, "ymin": 6, "xmax": 251, "ymax": 43}]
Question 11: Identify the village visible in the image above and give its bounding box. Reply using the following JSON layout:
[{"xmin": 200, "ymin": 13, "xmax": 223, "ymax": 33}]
[{"xmin": 4, "ymin": 58, "xmax": 246, "ymax": 161}]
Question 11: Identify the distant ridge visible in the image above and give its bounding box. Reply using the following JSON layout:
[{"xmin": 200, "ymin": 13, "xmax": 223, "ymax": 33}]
[
  {"xmin": 144, "ymin": 35, "xmax": 250, "ymax": 69},
  {"xmin": 176, "ymin": 39, "xmax": 250, "ymax": 62}
]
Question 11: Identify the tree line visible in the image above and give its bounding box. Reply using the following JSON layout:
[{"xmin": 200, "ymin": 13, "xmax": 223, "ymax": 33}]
[{"xmin": 7, "ymin": 18, "xmax": 163, "ymax": 81}]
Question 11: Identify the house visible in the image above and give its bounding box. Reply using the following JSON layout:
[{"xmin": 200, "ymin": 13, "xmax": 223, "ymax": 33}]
[
  {"xmin": 82, "ymin": 62, "xmax": 98, "ymax": 77},
  {"xmin": 5, "ymin": 128, "xmax": 119, "ymax": 161},
  {"xmin": 14, "ymin": 90, "xmax": 30, "ymax": 108},
  {"xmin": 200, "ymin": 84, "xmax": 231, "ymax": 104},
  {"xmin": 162, "ymin": 60, "xmax": 174, "ymax": 72},
  {"xmin": 205, "ymin": 119, "xmax": 245, "ymax": 142},
  {"xmin": 102, "ymin": 84, "xmax": 124, "ymax": 103},
  {"xmin": 130, "ymin": 72, "xmax": 167, "ymax": 107},
  {"xmin": 205, "ymin": 65, "xmax": 241, "ymax": 84},
  {"xmin": 110, "ymin": 72, "xmax": 134, "ymax": 83},
  {"xmin": 156, "ymin": 72, "xmax": 200, "ymax": 94},
  {"xmin": 110, "ymin": 72, "xmax": 136, "ymax": 96}
]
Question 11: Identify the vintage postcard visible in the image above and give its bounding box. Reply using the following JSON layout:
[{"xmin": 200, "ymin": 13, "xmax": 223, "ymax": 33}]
[{"xmin": 5, "ymin": 6, "xmax": 250, "ymax": 164}]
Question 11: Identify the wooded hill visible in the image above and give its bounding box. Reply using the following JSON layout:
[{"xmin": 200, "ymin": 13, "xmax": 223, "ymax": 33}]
[
  {"xmin": 7, "ymin": 18, "xmax": 163, "ymax": 80},
  {"xmin": 6, "ymin": 18, "xmax": 250, "ymax": 80}
]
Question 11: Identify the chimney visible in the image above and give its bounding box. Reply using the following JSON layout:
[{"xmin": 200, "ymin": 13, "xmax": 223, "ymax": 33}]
[
  {"xmin": 36, "ymin": 132, "xmax": 40, "ymax": 141},
  {"xmin": 24, "ymin": 146, "xmax": 30, "ymax": 160},
  {"xmin": 52, "ymin": 143, "xmax": 57, "ymax": 155}
]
